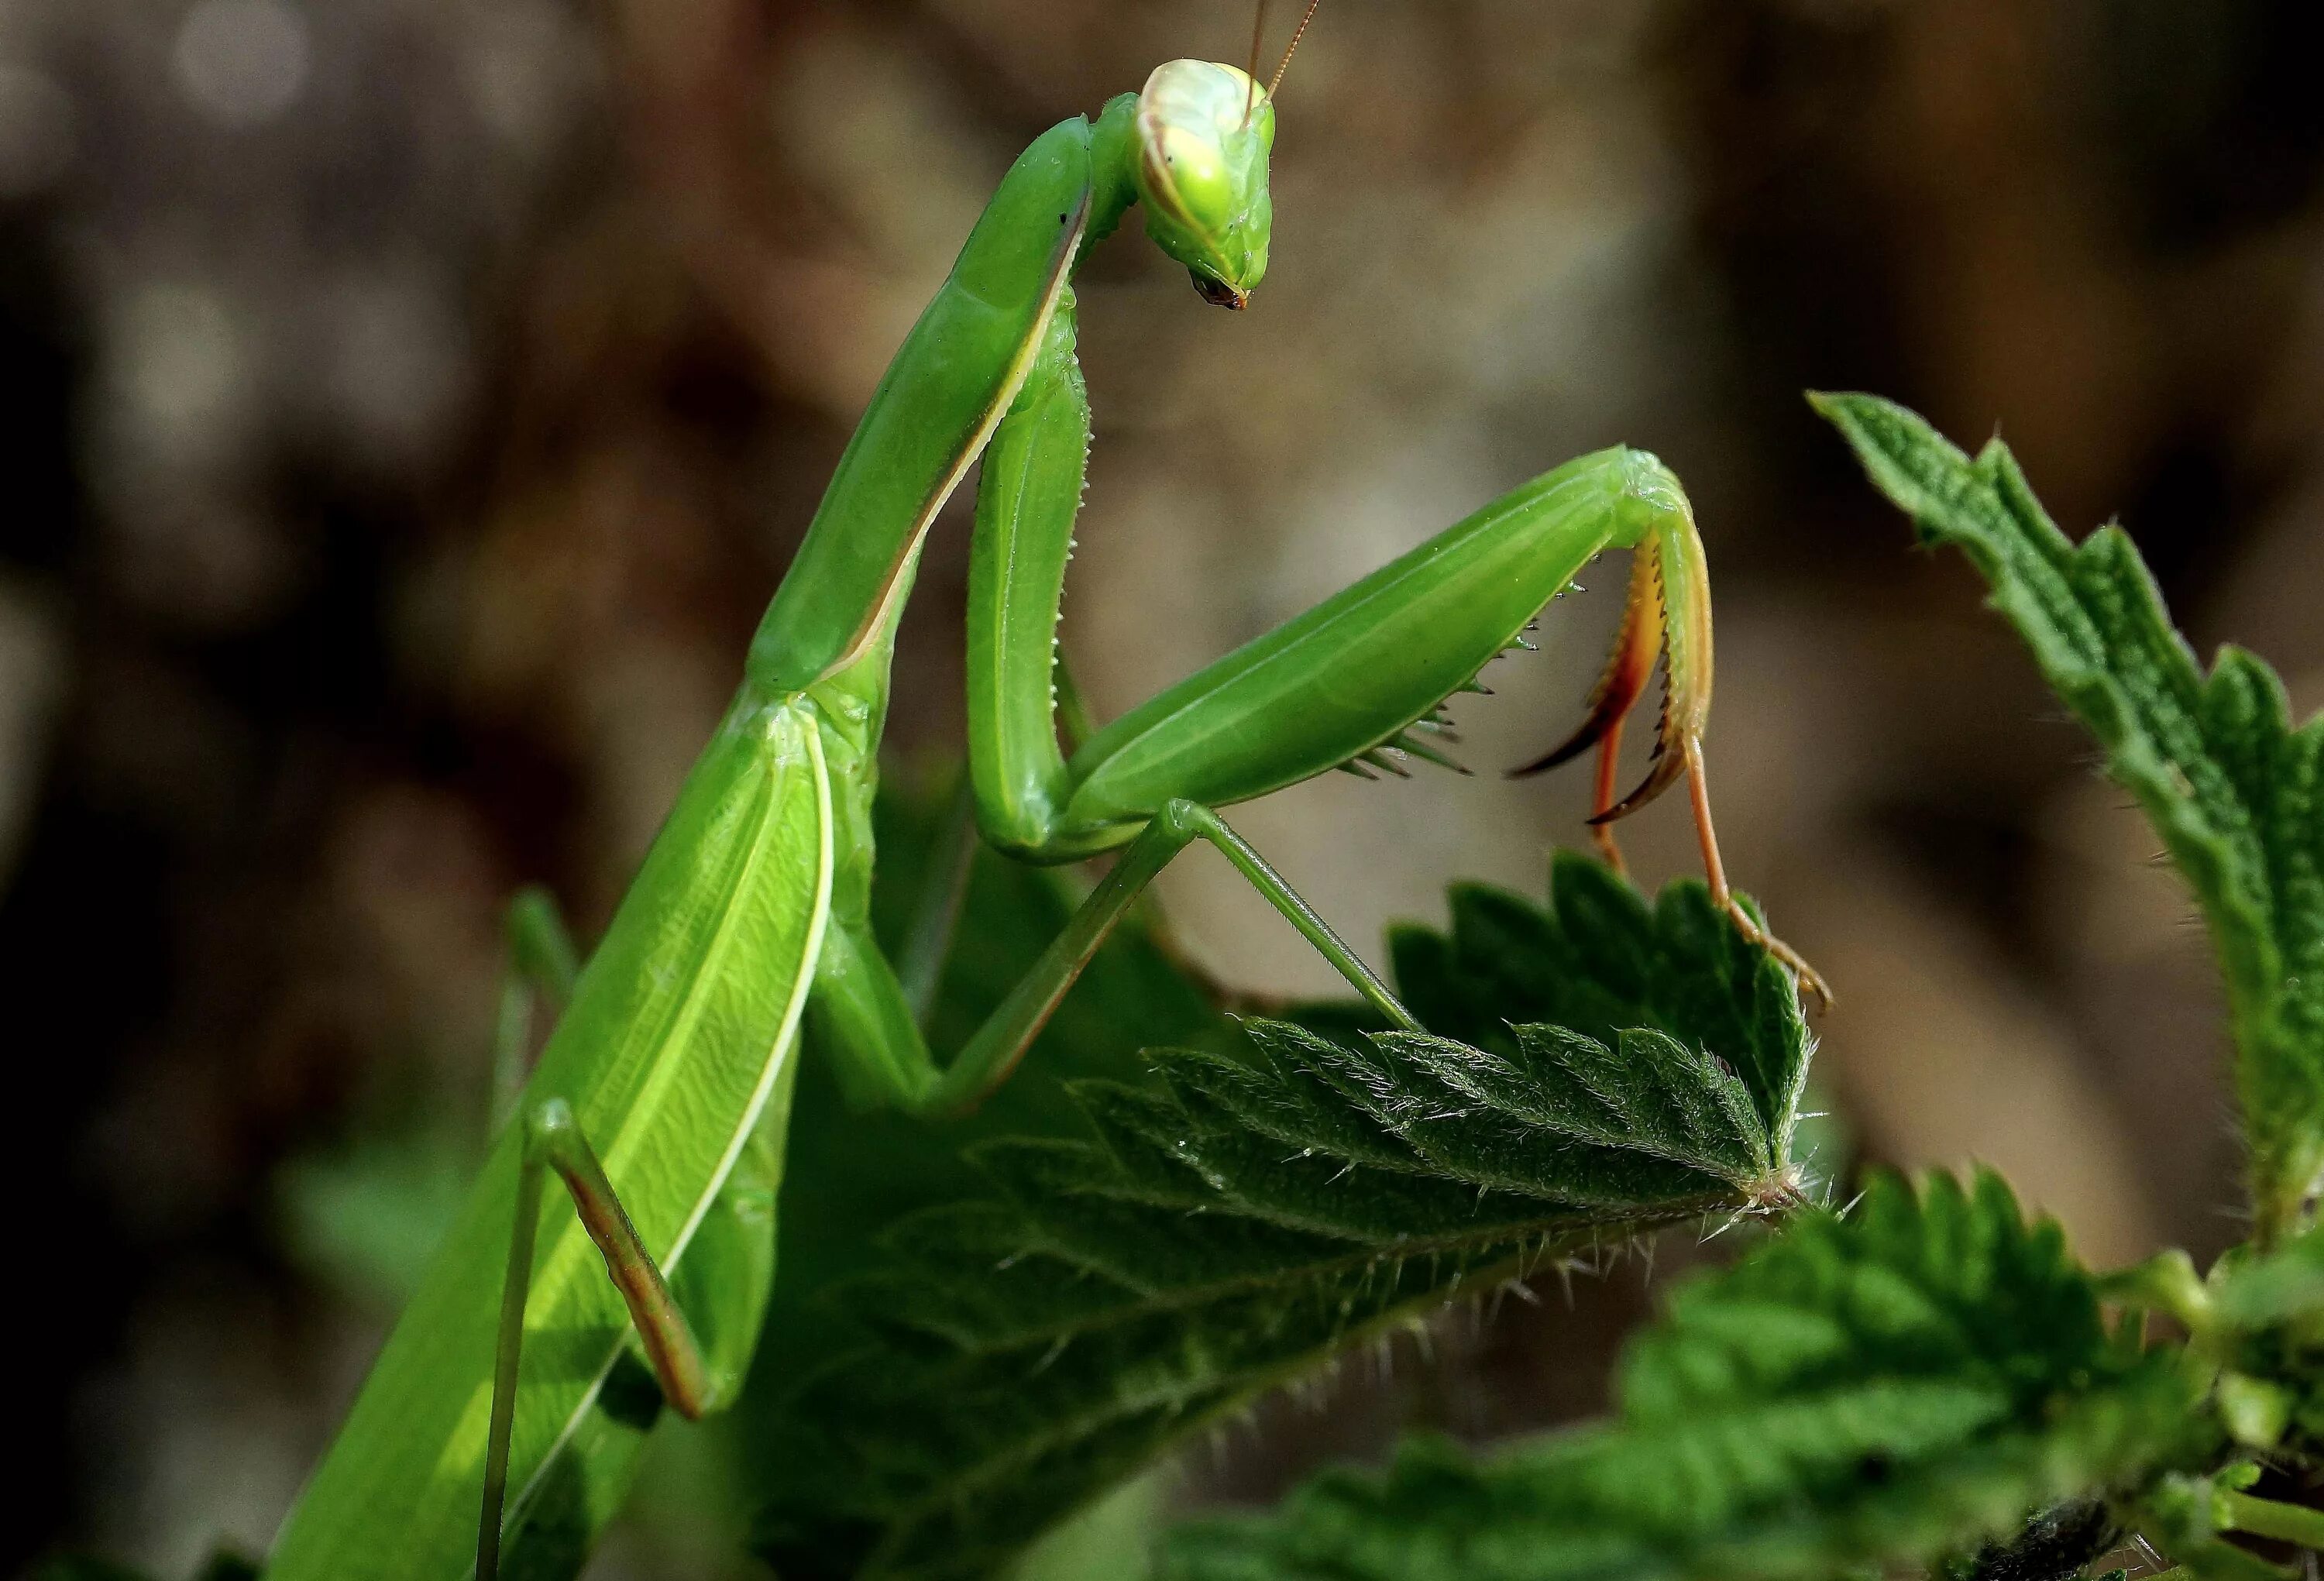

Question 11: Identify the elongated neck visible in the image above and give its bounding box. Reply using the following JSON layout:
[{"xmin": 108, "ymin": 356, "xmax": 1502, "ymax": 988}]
[{"xmin": 745, "ymin": 105, "xmax": 1148, "ymax": 700}]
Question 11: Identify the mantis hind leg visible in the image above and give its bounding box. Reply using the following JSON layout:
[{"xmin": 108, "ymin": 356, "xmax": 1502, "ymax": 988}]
[
  {"xmin": 922, "ymin": 798, "xmax": 1415, "ymax": 1114},
  {"xmin": 810, "ymin": 798, "xmax": 1417, "ymax": 1121},
  {"xmin": 476, "ymin": 1098, "xmax": 715, "ymax": 1581}
]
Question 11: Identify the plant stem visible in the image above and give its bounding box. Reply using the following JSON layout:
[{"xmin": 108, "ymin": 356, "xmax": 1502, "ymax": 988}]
[{"xmin": 2217, "ymin": 1488, "xmax": 2324, "ymax": 1550}]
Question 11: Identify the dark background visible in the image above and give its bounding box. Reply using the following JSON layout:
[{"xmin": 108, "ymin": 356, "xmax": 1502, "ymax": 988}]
[{"xmin": 8, "ymin": 0, "xmax": 2324, "ymax": 1572}]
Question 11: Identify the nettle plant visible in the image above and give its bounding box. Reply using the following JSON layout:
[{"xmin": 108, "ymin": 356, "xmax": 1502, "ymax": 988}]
[
  {"xmin": 47, "ymin": 389, "xmax": 2324, "ymax": 1581},
  {"xmin": 747, "ymin": 393, "xmax": 2324, "ymax": 1581}
]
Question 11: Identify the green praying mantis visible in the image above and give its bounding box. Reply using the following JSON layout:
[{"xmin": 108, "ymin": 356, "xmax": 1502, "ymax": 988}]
[{"xmin": 264, "ymin": 15, "xmax": 1827, "ymax": 1581}]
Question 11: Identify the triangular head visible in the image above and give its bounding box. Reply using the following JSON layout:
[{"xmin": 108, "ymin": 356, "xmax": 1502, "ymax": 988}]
[{"xmin": 1129, "ymin": 59, "xmax": 1275, "ymax": 309}]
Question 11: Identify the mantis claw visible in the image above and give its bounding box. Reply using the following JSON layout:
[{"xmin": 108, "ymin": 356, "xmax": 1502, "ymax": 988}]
[
  {"xmin": 1510, "ymin": 534, "xmax": 1665, "ymax": 785},
  {"xmin": 1515, "ymin": 514, "xmax": 1833, "ymax": 1012}
]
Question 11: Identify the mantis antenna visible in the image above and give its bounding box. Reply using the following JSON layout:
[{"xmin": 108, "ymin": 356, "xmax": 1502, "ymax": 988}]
[
  {"xmin": 1243, "ymin": 0, "xmax": 1325, "ymax": 126},
  {"xmin": 1267, "ymin": 0, "xmax": 1325, "ymax": 98},
  {"xmin": 1243, "ymin": 0, "xmax": 1270, "ymax": 127}
]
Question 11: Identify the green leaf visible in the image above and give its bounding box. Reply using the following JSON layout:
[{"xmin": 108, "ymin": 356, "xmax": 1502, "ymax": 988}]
[
  {"xmin": 1382, "ymin": 851, "xmax": 1808, "ymax": 1149},
  {"xmin": 1163, "ymin": 1171, "xmax": 2212, "ymax": 1581},
  {"xmin": 751, "ymin": 862, "xmax": 1810, "ymax": 1581},
  {"xmin": 1814, "ymin": 391, "xmax": 2324, "ymax": 1240},
  {"xmin": 2209, "ymin": 1226, "xmax": 2324, "ymax": 1454},
  {"xmin": 2214, "ymin": 1229, "xmax": 2324, "ymax": 1333}
]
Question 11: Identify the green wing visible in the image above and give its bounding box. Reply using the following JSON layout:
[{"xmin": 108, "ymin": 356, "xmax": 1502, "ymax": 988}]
[{"xmin": 268, "ymin": 693, "xmax": 834, "ymax": 1581}]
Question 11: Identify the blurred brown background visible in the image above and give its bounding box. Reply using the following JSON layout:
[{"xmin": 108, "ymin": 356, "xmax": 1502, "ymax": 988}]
[{"xmin": 7, "ymin": 0, "xmax": 2324, "ymax": 1573}]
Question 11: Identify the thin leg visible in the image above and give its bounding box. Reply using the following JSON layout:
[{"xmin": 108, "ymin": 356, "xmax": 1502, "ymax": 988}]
[
  {"xmin": 476, "ymin": 1098, "xmax": 710, "ymax": 1581},
  {"xmin": 475, "ymin": 1147, "xmax": 540, "ymax": 1581},
  {"xmin": 919, "ymin": 799, "xmax": 1418, "ymax": 1116},
  {"xmin": 1195, "ymin": 806, "xmax": 1411, "ymax": 1027},
  {"xmin": 1054, "ymin": 649, "xmax": 1240, "ymax": 1006},
  {"xmin": 1680, "ymin": 739, "xmax": 1832, "ymax": 1009},
  {"xmin": 490, "ymin": 887, "xmax": 583, "ymax": 1132}
]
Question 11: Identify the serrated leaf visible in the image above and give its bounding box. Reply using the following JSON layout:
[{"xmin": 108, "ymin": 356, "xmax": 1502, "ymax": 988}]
[
  {"xmin": 1814, "ymin": 391, "xmax": 2324, "ymax": 1240},
  {"xmin": 1379, "ymin": 853, "xmax": 1809, "ymax": 1150},
  {"xmin": 751, "ymin": 864, "xmax": 1810, "ymax": 1581},
  {"xmin": 1164, "ymin": 1172, "xmax": 2213, "ymax": 1581}
]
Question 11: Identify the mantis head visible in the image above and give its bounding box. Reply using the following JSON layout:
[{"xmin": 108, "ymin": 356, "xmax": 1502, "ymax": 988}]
[{"xmin": 1133, "ymin": 60, "xmax": 1274, "ymax": 309}]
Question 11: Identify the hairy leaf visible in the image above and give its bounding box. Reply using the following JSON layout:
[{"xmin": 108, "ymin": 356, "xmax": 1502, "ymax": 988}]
[
  {"xmin": 1164, "ymin": 1171, "xmax": 2212, "ymax": 1581},
  {"xmin": 1381, "ymin": 850, "xmax": 1808, "ymax": 1149},
  {"xmin": 751, "ymin": 861, "xmax": 1810, "ymax": 1581},
  {"xmin": 1815, "ymin": 392, "xmax": 2324, "ymax": 1239}
]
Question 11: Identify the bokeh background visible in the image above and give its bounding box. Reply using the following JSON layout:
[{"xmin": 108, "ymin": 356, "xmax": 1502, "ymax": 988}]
[{"xmin": 8, "ymin": 0, "xmax": 2324, "ymax": 1572}]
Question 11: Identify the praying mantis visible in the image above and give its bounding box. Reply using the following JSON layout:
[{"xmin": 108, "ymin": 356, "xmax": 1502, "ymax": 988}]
[{"xmin": 263, "ymin": 15, "xmax": 1826, "ymax": 1581}]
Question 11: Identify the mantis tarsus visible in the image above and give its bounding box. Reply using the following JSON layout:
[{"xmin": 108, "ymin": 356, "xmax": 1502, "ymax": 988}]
[{"xmin": 264, "ymin": 29, "xmax": 1826, "ymax": 1581}]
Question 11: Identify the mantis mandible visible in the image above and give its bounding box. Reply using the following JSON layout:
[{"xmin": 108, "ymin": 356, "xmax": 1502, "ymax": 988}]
[{"xmin": 265, "ymin": 15, "xmax": 1825, "ymax": 1581}]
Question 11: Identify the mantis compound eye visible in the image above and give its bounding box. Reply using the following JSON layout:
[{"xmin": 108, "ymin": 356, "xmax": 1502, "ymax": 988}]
[{"xmin": 1134, "ymin": 59, "xmax": 1274, "ymax": 306}]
